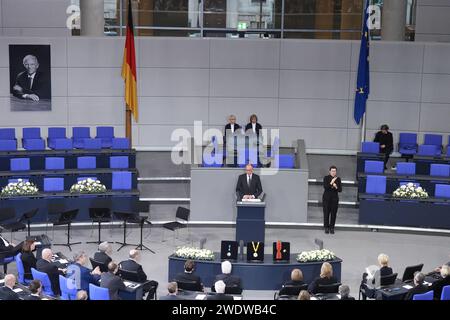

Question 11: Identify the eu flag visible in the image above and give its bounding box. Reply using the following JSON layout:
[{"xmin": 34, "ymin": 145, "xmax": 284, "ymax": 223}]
[{"xmin": 354, "ymin": 0, "xmax": 370, "ymax": 125}]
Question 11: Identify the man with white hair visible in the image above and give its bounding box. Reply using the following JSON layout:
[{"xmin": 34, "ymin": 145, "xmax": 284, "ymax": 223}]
[
  {"xmin": 338, "ymin": 284, "xmax": 355, "ymax": 300},
  {"xmin": 67, "ymin": 251, "xmax": 101, "ymax": 292},
  {"xmin": 431, "ymin": 264, "xmax": 450, "ymax": 300},
  {"xmin": 12, "ymin": 54, "xmax": 51, "ymax": 101},
  {"xmin": 0, "ymin": 274, "xmax": 20, "ymax": 300},
  {"xmin": 93, "ymin": 241, "xmax": 113, "ymax": 268},
  {"xmin": 207, "ymin": 280, "xmax": 233, "ymax": 300},
  {"xmin": 214, "ymin": 260, "xmax": 242, "ymax": 291},
  {"xmin": 404, "ymin": 272, "xmax": 429, "ymax": 300},
  {"xmin": 36, "ymin": 248, "xmax": 65, "ymax": 296}
]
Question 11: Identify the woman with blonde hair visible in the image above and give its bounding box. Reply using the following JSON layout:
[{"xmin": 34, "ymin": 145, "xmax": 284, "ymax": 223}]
[
  {"xmin": 307, "ymin": 262, "xmax": 338, "ymax": 294},
  {"xmin": 298, "ymin": 290, "xmax": 310, "ymax": 300}
]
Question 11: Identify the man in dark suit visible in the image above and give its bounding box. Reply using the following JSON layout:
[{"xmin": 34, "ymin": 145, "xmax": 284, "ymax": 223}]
[
  {"xmin": 215, "ymin": 260, "xmax": 242, "ymax": 291},
  {"xmin": 118, "ymin": 249, "xmax": 158, "ymax": 300},
  {"xmin": 338, "ymin": 285, "xmax": 355, "ymax": 300},
  {"xmin": 236, "ymin": 164, "xmax": 263, "ymax": 201},
  {"xmin": 373, "ymin": 124, "xmax": 394, "ymax": 170},
  {"xmin": 12, "ymin": 55, "xmax": 51, "ymax": 101},
  {"xmin": 36, "ymin": 248, "xmax": 66, "ymax": 296},
  {"xmin": 101, "ymin": 262, "xmax": 126, "ymax": 300},
  {"xmin": 404, "ymin": 272, "xmax": 430, "ymax": 300},
  {"xmin": 207, "ymin": 280, "xmax": 234, "ymax": 300},
  {"xmin": 93, "ymin": 241, "xmax": 112, "ymax": 269},
  {"xmin": 23, "ymin": 279, "xmax": 42, "ymax": 300},
  {"xmin": 0, "ymin": 274, "xmax": 20, "ymax": 300},
  {"xmin": 431, "ymin": 264, "xmax": 450, "ymax": 300},
  {"xmin": 224, "ymin": 115, "xmax": 241, "ymax": 136},
  {"xmin": 67, "ymin": 251, "xmax": 101, "ymax": 292},
  {"xmin": 159, "ymin": 282, "xmax": 182, "ymax": 300},
  {"xmin": 174, "ymin": 259, "xmax": 203, "ymax": 291}
]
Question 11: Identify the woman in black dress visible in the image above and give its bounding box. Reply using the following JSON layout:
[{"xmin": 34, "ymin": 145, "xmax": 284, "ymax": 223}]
[
  {"xmin": 21, "ymin": 239, "xmax": 37, "ymax": 281},
  {"xmin": 322, "ymin": 165, "xmax": 342, "ymax": 234}
]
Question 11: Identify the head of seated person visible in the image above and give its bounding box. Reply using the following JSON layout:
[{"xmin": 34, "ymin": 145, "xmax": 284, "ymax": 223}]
[
  {"xmin": 73, "ymin": 251, "xmax": 89, "ymax": 267},
  {"xmin": 338, "ymin": 284, "xmax": 351, "ymax": 299},
  {"xmin": 413, "ymin": 272, "xmax": 425, "ymax": 287},
  {"xmin": 377, "ymin": 253, "xmax": 392, "ymax": 273},
  {"xmin": 214, "ymin": 280, "xmax": 226, "ymax": 294},
  {"xmin": 129, "ymin": 249, "xmax": 141, "ymax": 263},
  {"xmin": 41, "ymin": 248, "xmax": 53, "ymax": 262},
  {"xmin": 167, "ymin": 282, "xmax": 178, "ymax": 296},
  {"xmin": 108, "ymin": 261, "xmax": 119, "ymax": 275},
  {"xmin": 98, "ymin": 241, "xmax": 112, "ymax": 256},
  {"xmin": 441, "ymin": 264, "xmax": 450, "ymax": 279},
  {"xmin": 298, "ymin": 290, "xmax": 310, "ymax": 300},
  {"xmin": 221, "ymin": 260, "xmax": 232, "ymax": 275},
  {"xmin": 29, "ymin": 279, "xmax": 42, "ymax": 296},
  {"xmin": 76, "ymin": 290, "xmax": 88, "ymax": 300},
  {"xmin": 184, "ymin": 260, "xmax": 195, "ymax": 273},
  {"xmin": 320, "ymin": 262, "xmax": 334, "ymax": 280},
  {"xmin": 288, "ymin": 268, "xmax": 304, "ymax": 285}
]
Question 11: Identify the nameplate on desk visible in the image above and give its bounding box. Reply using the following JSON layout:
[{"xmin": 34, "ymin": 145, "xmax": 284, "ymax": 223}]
[
  {"xmin": 34, "ymin": 242, "xmax": 42, "ymax": 246},
  {"xmin": 424, "ymin": 281, "xmax": 432, "ymax": 286},
  {"xmin": 402, "ymin": 285, "xmax": 413, "ymax": 290},
  {"xmin": 124, "ymin": 281, "xmax": 139, "ymax": 289},
  {"xmin": 195, "ymin": 294, "xmax": 206, "ymax": 300},
  {"xmin": 233, "ymin": 296, "xmax": 242, "ymax": 300},
  {"xmin": 241, "ymin": 199, "xmax": 261, "ymax": 202},
  {"xmin": 13, "ymin": 288, "xmax": 23, "ymax": 293}
]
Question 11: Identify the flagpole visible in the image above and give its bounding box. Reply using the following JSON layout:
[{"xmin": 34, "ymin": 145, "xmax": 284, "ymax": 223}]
[
  {"xmin": 360, "ymin": 0, "xmax": 370, "ymax": 144},
  {"xmin": 126, "ymin": 109, "xmax": 132, "ymax": 141}
]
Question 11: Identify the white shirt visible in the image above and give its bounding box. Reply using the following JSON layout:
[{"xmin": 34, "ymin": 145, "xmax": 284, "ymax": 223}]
[
  {"xmin": 230, "ymin": 124, "xmax": 235, "ymax": 133},
  {"xmin": 252, "ymin": 123, "xmax": 256, "ymax": 133}
]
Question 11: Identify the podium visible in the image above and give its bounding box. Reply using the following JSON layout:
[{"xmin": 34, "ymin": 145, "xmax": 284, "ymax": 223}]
[{"xmin": 235, "ymin": 200, "xmax": 265, "ymax": 244}]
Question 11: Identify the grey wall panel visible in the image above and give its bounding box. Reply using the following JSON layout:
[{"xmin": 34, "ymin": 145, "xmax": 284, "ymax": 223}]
[
  {"xmin": 140, "ymin": 68, "xmax": 209, "ymax": 97},
  {"xmin": 68, "ymin": 37, "xmax": 127, "ymax": 68},
  {"xmin": 419, "ymin": 103, "xmax": 450, "ymax": 132},
  {"xmin": 416, "ymin": 6, "xmax": 450, "ymax": 34},
  {"xmin": 369, "ymin": 72, "xmax": 422, "ymax": 102},
  {"xmin": 280, "ymin": 70, "xmax": 350, "ymax": 99},
  {"xmin": 350, "ymin": 40, "xmax": 361, "ymax": 72},
  {"xmin": 139, "ymin": 125, "xmax": 194, "ymax": 147},
  {"xmin": 210, "ymin": 69, "xmax": 279, "ymax": 98},
  {"xmin": 68, "ymin": 68, "xmax": 123, "ymax": 97},
  {"xmin": 209, "ymin": 97, "xmax": 278, "ymax": 127},
  {"xmin": 211, "ymin": 39, "xmax": 279, "ymax": 69},
  {"xmin": 0, "ymin": 67, "xmax": 10, "ymax": 97},
  {"xmin": 278, "ymin": 99, "xmax": 348, "ymax": 128},
  {"xmin": 371, "ymin": 42, "xmax": 424, "ymax": 73},
  {"xmin": 347, "ymin": 128, "xmax": 361, "ymax": 151},
  {"xmin": 139, "ymin": 38, "xmax": 209, "ymax": 68},
  {"xmin": 366, "ymin": 101, "xmax": 420, "ymax": 131},
  {"xmin": 280, "ymin": 40, "xmax": 351, "ymax": 71},
  {"xmin": 51, "ymin": 68, "xmax": 68, "ymax": 97},
  {"xmin": 67, "ymin": 97, "xmax": 124, "ymax": 126},
  {"xmin": 422, "ymin": 74, "xmax": 450, "ymax": 103},
  {"xmin": 139, "ymin": 97, "xmax": 209, "ymax": 125},
  {"xmin": 424, "ymin": 44, "xmax": 450, "ymax": 74},
  {"xmin": 417, "ymin": 0, "xmax": 450, "ymax": 5},
  {"xmin": 5, "ymin": 28, "xmax": 70, "ymax": 37},
  {"xmin": 346, "ymin": 100, "xmax": 360, "ymax": 130},
  {"xmin": 415, "ymin": 34, "xmax": 450, "ymax": 42},
  {"xmin": 278, "ymin": 127, "xmax": 348, "ymax": 150}
]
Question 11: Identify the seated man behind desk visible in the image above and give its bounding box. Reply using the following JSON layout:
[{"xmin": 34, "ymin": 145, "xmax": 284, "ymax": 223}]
[
  {"xmin": 207, "ymin": 280, "xmax": 233, "ymax": 300},
  {"xmin": 67, "ymin": 251, "xmax": 101, "ymax": 292},
  {"xmin": 93, "ymin": 241, "xmax": 113, "ymax": 267},
  {"xmin": 24, "ymin": 280, "xmax": 43, "ymax": 300},
  {"xmin": 431, "ymin": 264, "xmax": 450, "ymax": 300},
  {"xmin": 404, "ymin": 272, "xmax": 429, "ymax": 300},
  {"xmin": 215, "ymin": 261, "xmax": 242, "ymax": 291},
  {"xmin": 0, "ymin": 274, "xmax": 20, "ymax": 300},
  {"xmin": 236, "ymin": 164, "xmax": 263, "ymax": 201},
  {"xmin": 174, "ymin": 260, "xmax": 203, "ymax": 291},
  {"xmin": 159, "ymin": 282, "xmax": 182, "ymax": 300},
  {"xmin": 118, "ymin": 249, "xmax": 158, "ymax": 300},
  {"xmin": 101, "ymin": 262, "xmax": 126, "ymax": 300},
  {"xmin": 339, "ymin": 285, "xmax": 355, "ymax": 300},
  {"xmin": 36, "ymin": 248, "xmax": 66, "ymax": 296}
]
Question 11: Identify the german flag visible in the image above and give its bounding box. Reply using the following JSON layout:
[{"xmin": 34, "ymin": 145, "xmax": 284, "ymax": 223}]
[{"xmin": 121, "ymin": 0, "xmax": 138, "ymax": 122}]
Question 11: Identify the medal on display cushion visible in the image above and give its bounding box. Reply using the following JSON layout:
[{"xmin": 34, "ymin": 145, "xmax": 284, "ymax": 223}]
[
  {"xmin": 220, "ymin": 240, "xmax": 238, "ymax": 261},
  {"xmin": 272, "ymin": 241, "xmax": 290, "ymax": 262},
  {"xmin": 246, "ymin": 241, "xmax": 264, "ymax": 262}
]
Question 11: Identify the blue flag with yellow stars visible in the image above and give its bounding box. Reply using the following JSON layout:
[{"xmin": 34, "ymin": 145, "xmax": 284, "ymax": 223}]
[{"xmin": 354, "ymin": 0, "xmax": 370, "ymax": 125}]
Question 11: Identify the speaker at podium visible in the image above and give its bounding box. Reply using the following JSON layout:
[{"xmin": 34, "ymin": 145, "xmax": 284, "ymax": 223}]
[{"xmin": 235, "ymin": 192, "xmax": 265, "ymax": 244}]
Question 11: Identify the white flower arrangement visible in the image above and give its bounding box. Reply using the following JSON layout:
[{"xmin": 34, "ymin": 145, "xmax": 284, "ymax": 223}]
[
  {"xmin": 0, "ymin": 179, "xmax": 39, "ymax": 197},
  {"xmin": 69, "ymin": 178, "xmax": 106, "ymax": 194},
  {"xmin": 174, "ymin": 246, "xmax": 215, "ymax": 261},
  {"xmin": 296, "ymin": 249, "xmax": 336, "ymax": 262},
  {"xmin": 392, "ymin": 183, "xmax": 428, "ymax": 199}
]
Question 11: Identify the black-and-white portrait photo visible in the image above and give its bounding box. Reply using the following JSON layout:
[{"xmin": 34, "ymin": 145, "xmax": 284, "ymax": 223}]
[{"xmin": 9, "ymin": 44, "xmax": 51, "ymax": 111}]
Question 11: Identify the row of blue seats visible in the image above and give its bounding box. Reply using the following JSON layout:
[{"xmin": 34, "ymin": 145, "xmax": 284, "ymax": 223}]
[
  {"xmin": 0, "ymin": 127, "xmax": 130, "ymax": 151},
  {"xmin": 365, "ymin": 175, "xmax": 450, "ymax": 198},
  {"xmin": 364, "ymin": 160, "xmax": 450, "ymax": 177},
  {"xmin": 7, "ymin": 156, "xmax": 130, "ymax": 172},
  {"xmin": 2, "ymin": 171, "xmax": 133, "ymax": 192}
]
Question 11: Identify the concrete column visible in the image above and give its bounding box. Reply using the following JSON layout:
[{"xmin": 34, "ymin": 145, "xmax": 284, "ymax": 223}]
[
  {"xmin": 80, "ymin": 0, "xmax": 104, "ymax": 36},
  {"xmin": 227, "ymin": 0, "xmax": 239, "ymax": 29},
  {"xmin": 381, "ymin": 0, "xmax": 407, "ymax": 41}
]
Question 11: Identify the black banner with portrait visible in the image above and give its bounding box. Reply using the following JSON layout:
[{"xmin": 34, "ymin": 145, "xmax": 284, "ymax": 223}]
[{"xmin": 9, "ymin": 44, "xmax": 51, "ymax": 111}]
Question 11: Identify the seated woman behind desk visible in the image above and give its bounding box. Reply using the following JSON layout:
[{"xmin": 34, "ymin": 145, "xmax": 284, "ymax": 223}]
[
  {"xmin": 21, "ymin": 239, "xmax": 37, "ymax": 281},
  {"xmin": 360, "ymin": 253, "xmax": 393, "ymax": 300},
  {"xmin": 308, "ymin": 262, "xmax": 338, "ymax": 294}
]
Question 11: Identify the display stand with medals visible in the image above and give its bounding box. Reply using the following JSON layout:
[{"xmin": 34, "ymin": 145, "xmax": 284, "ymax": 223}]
[
  {"xmin": 246, "ymin": 241, "xmax": 264, "ymax": 262},
  {"xmin": 272, "ymin": 241, "xmax": 290, "ymax": 262},
  {"xmin": 220, "ymin": 240, "xmax": 238, "ymax": 261}
]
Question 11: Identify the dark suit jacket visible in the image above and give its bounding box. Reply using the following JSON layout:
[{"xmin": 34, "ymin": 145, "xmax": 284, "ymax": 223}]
[
  {"xmin": 283, "ymin": 280, "xmax": 306, "ymax": 287},
  {"xmin": 374, "ymin": 131, "xmax": 394, "ymax": 154},
  {"xmin": 13, "ymin": 71, "xmax": 51, "ymax": 100},
  {"xmin": 224, "ymin": 123, "xmax": 241, "ymax": 135},
  {"xmin": 36, "ymin": 258, "xmax": 61, "ymax": 296},
  {"xmin": 207, "ymin": 293, "xmax": 234, "ymax": 300},
  {"xmin": 0, "ymin": 236, "xmax": 22, "ymax": 258},
  {"xmin": 431, "ymin": 275, "xmax": 450, "ymax": 300},
  {"xmin": 215, "ymin": 274, "xmax": 242, "ymax": 288},
  {"xmin": 101, "ymin": 271, "xmax": 126, "ymax": 300},
  {"xmin": 118, "ymin": 259, "xmax": 147, "ymax": 283},
  {"xmin": 21, "ymin": 251, "xmax": 37, "ymax": 280},
  {"xmin": 23, "ymin": 294, "xmax": 41, "ymax": 300},
  {"xmin": 236, "ymin": 173, "xmax": 263, "ymax": 200},
  {"xmin": 404, "ymin": 284, "xmax": 430, "ymax": 300},
  {"xmin": 307, "ymin": 276, "xmax": 338, "ymax": 294},
  {"xmin": 69, "ymin": 263, "xmax": 100, "ymax": 292},
  {"xmin": 340, "ymin": 296, "xmax": 355, "ymax": 300},
  {"xmin": 174, "ymin": 272, "xmax": 203, "ymax": 290},
  {"xmin": 0, "ymin": 286, "xmax": 20, "ymax": 300},
  {"xmin": 244, "ymin": 123, "xmax": 262, "ymax": 136},
  {"xmin": 93, "ymin": 251, "xmax": 112, "ymax": 266},
  {"xmin": 159, "ymin": 294, "xmax": 182, "ymax": 300}
]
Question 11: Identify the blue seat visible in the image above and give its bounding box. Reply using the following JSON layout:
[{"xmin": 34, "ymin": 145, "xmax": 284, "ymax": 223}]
[
  {"xmin": 59, "ymin": 275, "xmax": 77, "ymax": 300},
  {"xmin": 15, "ymin": 253, "xmax": 32, "ymax": 285},
  {"xmin": 72, "ymin": 127, "xmax": 91, "ymax": 149},
  {"xmin": 96, "ymin": 126, "xmax": 115, "ymax": 148},
  {"xmin": 364, "ymin": 160, "xmax": 384, "ymax": 174},
  {"xmin": 365, "ymin": 175, "xmax": 387, "ymax": 194},
  {"xmin": 52, "ymin": 138, "xmax": 73, "ymax": 150},
  {"xmin": 45, "ymin": 157, "xmax": 65, "ymax": 170},
  {"xmin": 447, "ymin": 146, "xmax": 450, "ymax": 157},
  {"xmin": 77, "ymin": 156, "xmax": 96, "ymax": 169},
  {"xmin": 0, "ymin": 128, "xmax": 16, "ymax": 141},
  {"xmin": 22, "ymin": 128, "xmax": 45, "ymax": 150},
  {"xmin": 361, "ymin": 142, "xmax": 380, "ymax": 154},
  {"xmin": 0, "ymin": 128, "xmax": 17, "ymax": 150},
  {"xmin": 89, "ymin": 283, "xmax": 110, "ymax": 300},
  {"xmin": 31, "ymin": 268, "xmax": 56, "ymax": 296},
  {"xmin": 112, "ymin": 171, "xmax": 132, "ymax": 190},
  {"xmin": 417, "ymin": 144, "xmax": 440, "ymax": 156},
  {"xmin": 424, "ymin": 134, "xmax": 443, "ymax": 152},
  {"xmin": 82, "ymin": 138, "xmax": 102, "ymax": 150},
  {"xmin": 278, "ymin": 154, "xmax": 295, "ymax": 168},
  {"xmin": 43, "ymin": 177, "xmax": 64, "ymax": 192},
  {"xmin": 435, "ymin": 184, "xmax": 450, "ymax": 198},
  {"xmin": 10, "ymin": 158, "xmax": 30, "ymax": 171},
  {"xmin": 111, "ymin": 138, "xmax": 130, "ymax": 149},
  {"xmin": 48, "ymin": 127, "xmax": 67, "ymax": 149},
  {"xmin": 441, "ymin": 285, "xmax": 450, "ymax": 300},
  {"xmin": 0, "ymin": 256, "xmax": 14, "ymax": 274},
  {"xmin": 430, "ymin": 164, "xmax": 450, "ymax": 177},
  {"xmin": 413, "ymin": 290, "xmax": 434, "ymax": 300},
  {"xmin": 110, "ymin": 156, "xmax": 129, "ymax": 169},
  {"xmin": 396, "ymin": 162, "xmax": 416, "ymax": 175},
  {"xmin": 0, "ymin": 140, "xmax": 17, "ymax": 151},
  {"xmin": 398, "ymin": 133, "xmax": 417, "ymax": 156}
]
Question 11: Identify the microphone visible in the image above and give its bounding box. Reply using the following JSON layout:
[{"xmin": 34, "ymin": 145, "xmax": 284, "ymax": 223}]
[
  {"xmin": 314, "ymin": 238, "xmax": 324, "ymax": 250},
  {"xmin": 199, "ymin": 238, "xmax": 206, "ymax": 249}
]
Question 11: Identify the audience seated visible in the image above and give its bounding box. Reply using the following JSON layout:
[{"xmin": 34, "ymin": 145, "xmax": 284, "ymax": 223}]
[
  {"xmin": 430, "ymin": 265, "xmax": 450, "ymax": 300},
  {"xmin": 118, "ymin": 249, "xmax": 158, "ymax": 300},
  {"xmin": 76, "ymin": 290, "xmax": 88, "ymax": 300},
  {"xmin": 174, "ymin": 259, "xmax": 203, "ymax": 292},
  {"xmin": 360, "ymin": 253, "xmax": 393, "ymax": 300},
  {"xmin": 0, "ymin": 274, "xmax": 20, "ymax": 300},
  {"xmin": 21, "ymin": 239, "xmax": 37, "ymax": 281},
  {"xmin": 100, "ymin": 262, "xmax": 125, "ymax": 300},
  {"xmin": 298, "ymin": 290, "xmax": 310, "ymax": 300},
  {"xmin": 24, "ymin": 280, "xmax": 42, "ymax": 300},
  {"xmin": 159, "ymin": 282, "xmax": 182, "ymax": 300},
  {"xmin": 308, "ymin": 262, "xmax": 338, "ymax": 294},
  {"xmin": 214, "ymin": 261, "xmax": 242, "ymax": 291},
  {"xmin": 36, "ymin": 248, "xmax": 66, "ymax": 296},
  {"xmin": 93, "ymin": 241, "xmax": 113, "ymax": 266},
  {"xmin": 404, "ymin": 272, "xmax": 429, "ymax": 300},
  {"xmin": 284, "ymin": 268, "xmax": 306, "ymax": 287},
  {"xmin": 207, "ymin": 280, "xmax": 233, "ymax": 300},
  {"xmin": 339, "ymin": 285, "xmax": 355, "ymax": 300},
  {"xmin": 67, "ymin": 251, "xmax": 101, "ymax": 292}
]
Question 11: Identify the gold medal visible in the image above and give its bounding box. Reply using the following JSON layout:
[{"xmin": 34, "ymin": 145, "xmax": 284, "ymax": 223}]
[{"xmin": 251, "ymin": 241, "xmax": 260, "ymax": 258}]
